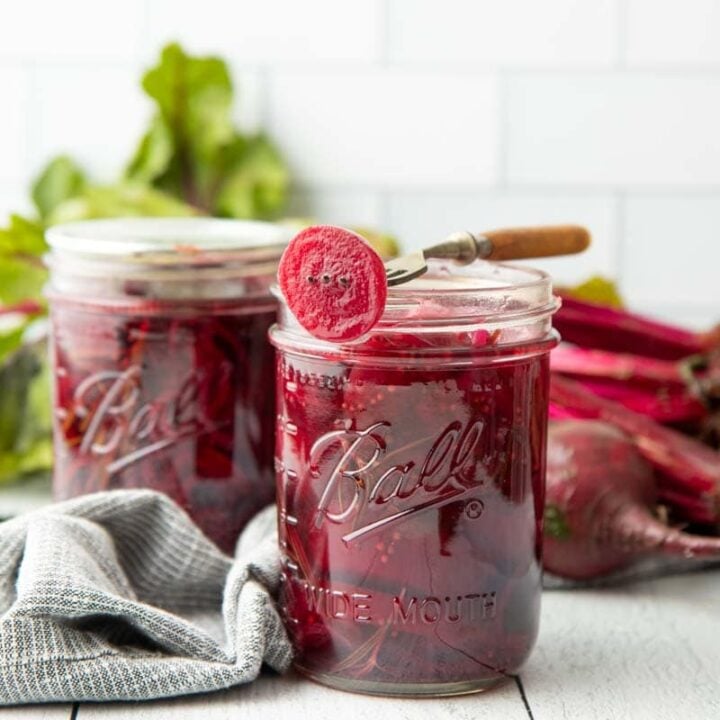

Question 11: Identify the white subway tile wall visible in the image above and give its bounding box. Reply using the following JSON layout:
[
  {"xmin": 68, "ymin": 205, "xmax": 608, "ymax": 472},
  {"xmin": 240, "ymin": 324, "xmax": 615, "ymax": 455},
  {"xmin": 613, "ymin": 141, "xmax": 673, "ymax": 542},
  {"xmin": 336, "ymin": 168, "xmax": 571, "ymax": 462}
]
[
  {"xmin": 267, "ymin": 71, "xmax": 498, "ymax": 185},
  {"xmin": 0, "ymin": 0, "xmax": 718, "ymax": 325},
  {"xmin": 31, "ymin": 66, "xmax": 150, "ymax": 179},
  {"xmin": 626, "ymin": 0, "xmax": 720, "ymax": 67},
  {"xmin": 387, "ymin": 0, "xmax": 619, "ymax": 67}
]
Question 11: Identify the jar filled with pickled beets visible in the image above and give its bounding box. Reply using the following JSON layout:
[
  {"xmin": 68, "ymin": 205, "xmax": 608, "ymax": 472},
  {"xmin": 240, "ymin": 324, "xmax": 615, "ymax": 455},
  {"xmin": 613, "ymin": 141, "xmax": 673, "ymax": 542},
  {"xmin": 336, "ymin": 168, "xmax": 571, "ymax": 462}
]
[
  {"xmin": 271, "ymin": 260, "xmax": 559, "ymax": 696},
  {"xmin": 46, "ymin": 218, "xmax": 292, "ymax": 553}
]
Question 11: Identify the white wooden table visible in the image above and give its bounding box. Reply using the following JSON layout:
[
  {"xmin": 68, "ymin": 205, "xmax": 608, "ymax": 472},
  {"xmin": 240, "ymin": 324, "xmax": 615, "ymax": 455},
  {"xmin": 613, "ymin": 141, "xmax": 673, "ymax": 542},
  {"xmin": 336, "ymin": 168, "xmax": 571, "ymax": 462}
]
[{"xmin": 3, "ymin": 484, "xmax": 720, "ymax": 719}]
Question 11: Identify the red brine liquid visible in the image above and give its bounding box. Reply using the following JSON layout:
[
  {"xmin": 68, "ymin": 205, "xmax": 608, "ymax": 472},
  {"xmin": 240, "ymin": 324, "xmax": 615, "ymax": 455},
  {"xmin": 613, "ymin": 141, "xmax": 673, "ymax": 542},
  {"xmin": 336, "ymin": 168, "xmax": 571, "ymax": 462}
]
[
  {"xmin": 46, "ymin": 219, "xmax": 291, "ymax": 553},
  {"xmin": 51, "ymin": 297, "xmax": 277, "ymax": 553},
  {"xmin": 273, "ymin": 323, "xmax": 555, "ymax": 694}
]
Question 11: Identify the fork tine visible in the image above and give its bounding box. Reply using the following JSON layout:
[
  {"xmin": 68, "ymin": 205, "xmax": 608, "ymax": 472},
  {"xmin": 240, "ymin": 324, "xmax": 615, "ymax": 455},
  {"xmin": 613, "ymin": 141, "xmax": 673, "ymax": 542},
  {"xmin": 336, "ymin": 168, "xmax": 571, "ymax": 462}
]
[
  {"xmin": 384, "ymin": 250, "xmax": 428, "ymax": 286},
  {"xmin": 385, "ymin": 266, "xmax": 429, "ymax": 286}
]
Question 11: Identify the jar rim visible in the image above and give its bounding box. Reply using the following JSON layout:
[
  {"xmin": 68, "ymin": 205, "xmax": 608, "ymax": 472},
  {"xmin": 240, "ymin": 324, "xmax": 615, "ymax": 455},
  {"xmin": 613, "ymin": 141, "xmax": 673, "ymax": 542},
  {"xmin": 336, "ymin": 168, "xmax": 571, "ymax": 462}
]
[
  {"xmin": 46, "ymin": 217, "xmax": 292, "ymax": 263},
  {"xmin": 272, "ymin": 258, "xmax": 559, "ymax": 356},
  {"xmin": 46, "ymin": 218, "xmax": 294, "ymax": 303}
]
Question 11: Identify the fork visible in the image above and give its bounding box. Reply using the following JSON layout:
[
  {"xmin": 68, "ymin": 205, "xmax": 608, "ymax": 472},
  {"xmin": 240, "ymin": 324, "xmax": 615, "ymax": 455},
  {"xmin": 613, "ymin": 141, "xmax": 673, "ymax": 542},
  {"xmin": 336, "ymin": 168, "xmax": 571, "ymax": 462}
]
[{"xmin": 384, "ymin": 224, "xmax": 591, "ymax": 286}]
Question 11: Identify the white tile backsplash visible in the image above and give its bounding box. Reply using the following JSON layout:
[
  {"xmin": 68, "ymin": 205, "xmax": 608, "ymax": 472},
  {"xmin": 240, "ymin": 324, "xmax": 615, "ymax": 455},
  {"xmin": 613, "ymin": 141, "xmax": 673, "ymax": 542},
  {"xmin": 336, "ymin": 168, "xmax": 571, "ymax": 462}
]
[
  {"xmin": 145, "ymin": 0, "xmax": 382, "ymax": 64},
  {"xmin": 0, "ymin": 0, "xmax": 719, "ymax": 323},
  {"xmin": 388, "ymin": 0, "xmax": 618, "ymax": 68},
  {"xmin": 507, "ymin": 74, "xmax": 720, "ymax": 186},
  {"xmin": 287, "ymin": 188, "xmax": 382, "ymax": 228},
  {"xmin": 0, "ymin": 186, "xmax": 32, "ymax": 225},
  {"xmin": 627, "ymin": 0, "xmax": 720, "ymax": 67},
  {"xmin": 0, "ymin": 67, "xmax": 30, "ymax": 186},
  {"xmin": 623, "ymin": 194, "xmax": 720, "ymax": 314},
  {"xmin": 31, "ymin": 66, "xmax": 150, "ymax": 181},
  {"xmin": 267, "ymin": 71, "xmax": 499, "ymax": 186},
  {"xmin": 0, "ymin": 0, "xmax": 144, "ymax": 62}
]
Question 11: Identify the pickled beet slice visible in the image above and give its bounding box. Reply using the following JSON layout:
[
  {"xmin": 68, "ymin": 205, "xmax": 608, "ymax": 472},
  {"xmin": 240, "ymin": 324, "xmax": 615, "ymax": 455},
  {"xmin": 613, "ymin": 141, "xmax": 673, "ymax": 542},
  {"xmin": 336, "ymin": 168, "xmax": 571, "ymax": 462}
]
[{"xmin": 278, "ymin": 225, "xmax": 388, "ymax": 341}]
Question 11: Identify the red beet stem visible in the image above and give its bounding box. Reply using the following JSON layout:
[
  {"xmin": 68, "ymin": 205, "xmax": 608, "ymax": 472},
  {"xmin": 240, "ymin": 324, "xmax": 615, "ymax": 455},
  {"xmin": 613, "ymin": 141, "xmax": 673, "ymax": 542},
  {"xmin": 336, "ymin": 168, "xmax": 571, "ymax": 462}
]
[
  {"xmin": 549, "ymin": 403, "xmax": 581, "ymax": 421},
  {"xmin": 550, "ymin": 376, "xmax": 720, "ymax": 500},
  {"xmin": 609, "ymin": 505, "xmax": 720, "ymax": 558},
  {"xmin": 0, "ymin": 299, "xmax": 44, "ymax": 317},
  {"xmin": 657, "ymin": 486, "xmax": 719, "ymax": 526},
  {"xmin": 567, "ymin": 377, "xmax": 706, "ymax": 424},
  {"xmin": 551, "ymin": 345, "xmax": 689, "ymax": 388},
  {"xmin": 555, "ymin": 294, "xmax": 706, "ymax": 360}
]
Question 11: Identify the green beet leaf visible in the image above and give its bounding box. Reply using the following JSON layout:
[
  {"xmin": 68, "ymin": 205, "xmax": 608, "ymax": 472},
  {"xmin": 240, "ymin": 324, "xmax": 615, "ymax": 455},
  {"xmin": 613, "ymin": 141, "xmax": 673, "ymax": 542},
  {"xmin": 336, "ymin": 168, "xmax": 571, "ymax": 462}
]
[
  {"xmin": 0, "ymin": 339, "xmax": 53, "ymax": 484},
  {"xmin": 127, "ymin": 43, "xmax": 234, "ymax": 211},
  {"xmin": 47, "ymin": 183, "xmax": 198, "ymax": 225},
  {"xmin": 32, "ymin": 155, "xmax": 87, "ymax": 221},
  {"xmin": 215, "ymin": 133, "xmax": 289, "ymax": 219},
  {"xmin": 561, "ymin": 275, "xmax": 625, "ymax": 309},
  {"xmin": 0, "ymin": 255, "xmax": 47, "ymax": 308},
  {"xmin": 125, "ymin": 114, "xmax": 174, "ymax": 186},
  {"xmin": 127, "ymin": 43, "xmax": 288, "ymax": 219},
  {"xmin": 0, "ymin": 214, "xmax": 47, "ymax": 257}
]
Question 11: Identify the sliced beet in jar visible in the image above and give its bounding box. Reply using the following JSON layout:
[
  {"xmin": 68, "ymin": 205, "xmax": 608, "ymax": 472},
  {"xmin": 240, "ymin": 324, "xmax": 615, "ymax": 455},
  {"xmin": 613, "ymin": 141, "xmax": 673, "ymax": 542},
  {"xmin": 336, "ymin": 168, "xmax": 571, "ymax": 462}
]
[
  {"xmin": 46, "ymin": 218, "xmax": 292, "ymax": 553},
  {"xmin": 271, "ymin": 246, "xmax": 559, "ymax": 696}
]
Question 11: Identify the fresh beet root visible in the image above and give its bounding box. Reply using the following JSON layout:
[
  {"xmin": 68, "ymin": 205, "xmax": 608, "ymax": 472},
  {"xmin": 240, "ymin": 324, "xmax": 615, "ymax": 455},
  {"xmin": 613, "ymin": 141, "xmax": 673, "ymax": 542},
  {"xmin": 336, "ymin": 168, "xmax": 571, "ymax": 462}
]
[
  {"xmin": 544, "ymin": 420, "xmax": 720, "ymax": 580},
  {"xmin": 550, "ymin": 375, "xmax": 720, "ymax": 525},
  {"xmin": 554, "ymin": 294, "xmax": 708, "ymax": 361},
  {"xmin": 278, "ymin": 225, "xmax": 387, "ymax": 342}
]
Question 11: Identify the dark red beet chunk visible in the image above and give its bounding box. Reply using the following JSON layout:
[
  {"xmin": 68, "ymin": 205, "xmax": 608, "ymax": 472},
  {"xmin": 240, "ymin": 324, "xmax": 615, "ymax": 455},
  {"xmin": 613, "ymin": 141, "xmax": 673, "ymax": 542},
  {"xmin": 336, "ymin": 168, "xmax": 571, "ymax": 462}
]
[{"xmin": 278, "ymin": 225, "xmax": 388, "ymax": 341}]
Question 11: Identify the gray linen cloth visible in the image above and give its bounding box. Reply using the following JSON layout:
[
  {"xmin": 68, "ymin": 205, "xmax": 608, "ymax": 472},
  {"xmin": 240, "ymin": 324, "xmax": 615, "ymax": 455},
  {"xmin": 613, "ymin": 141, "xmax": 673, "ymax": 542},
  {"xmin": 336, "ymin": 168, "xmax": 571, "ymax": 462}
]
[{"xmin": 0, "ymin": 489, "xmax": 292, "ymax": 705}]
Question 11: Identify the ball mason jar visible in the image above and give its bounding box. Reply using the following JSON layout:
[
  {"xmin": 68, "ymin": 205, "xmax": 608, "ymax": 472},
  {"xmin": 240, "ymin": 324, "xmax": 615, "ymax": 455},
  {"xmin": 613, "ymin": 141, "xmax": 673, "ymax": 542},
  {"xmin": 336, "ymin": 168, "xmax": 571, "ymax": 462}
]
[
  {"xmin": 270, "ymin": 259, "xmax": 559, "ymax": 696},
  {"xmin": 46, "ymin": 218, "xmax": 292, "ymax": 553}
]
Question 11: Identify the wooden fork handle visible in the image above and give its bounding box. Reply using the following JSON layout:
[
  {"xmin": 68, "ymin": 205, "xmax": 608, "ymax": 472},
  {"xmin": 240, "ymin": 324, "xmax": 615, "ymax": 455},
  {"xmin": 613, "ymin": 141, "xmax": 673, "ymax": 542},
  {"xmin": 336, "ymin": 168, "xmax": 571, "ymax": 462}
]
[{"xmin": 480, "ymin": 225, "xmax": 591, "ymax": 261}]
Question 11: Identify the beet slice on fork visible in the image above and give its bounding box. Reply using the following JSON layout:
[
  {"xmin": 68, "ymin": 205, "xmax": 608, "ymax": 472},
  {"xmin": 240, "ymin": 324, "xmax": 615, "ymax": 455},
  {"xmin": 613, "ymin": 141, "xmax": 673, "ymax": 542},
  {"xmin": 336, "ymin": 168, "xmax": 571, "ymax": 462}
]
[{"xmin": 278, "ymin": 225, "xmax": 388, "ymax": 342}]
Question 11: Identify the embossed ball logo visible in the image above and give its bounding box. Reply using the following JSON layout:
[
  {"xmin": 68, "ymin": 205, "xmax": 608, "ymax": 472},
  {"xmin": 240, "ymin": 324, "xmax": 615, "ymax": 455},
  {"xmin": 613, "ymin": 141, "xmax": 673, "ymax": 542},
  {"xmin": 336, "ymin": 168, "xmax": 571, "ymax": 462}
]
[{"xmin": 301, "ymin": 418, "xmax": 490, "ymax": 545}]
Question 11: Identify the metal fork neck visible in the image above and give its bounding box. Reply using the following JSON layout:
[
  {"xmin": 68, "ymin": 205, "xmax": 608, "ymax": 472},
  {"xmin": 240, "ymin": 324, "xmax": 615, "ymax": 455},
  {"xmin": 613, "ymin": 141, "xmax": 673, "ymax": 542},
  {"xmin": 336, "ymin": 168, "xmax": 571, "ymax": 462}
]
[{"xmin": 422, "ymin": 231, "xmax": 491, "ymax": 264}]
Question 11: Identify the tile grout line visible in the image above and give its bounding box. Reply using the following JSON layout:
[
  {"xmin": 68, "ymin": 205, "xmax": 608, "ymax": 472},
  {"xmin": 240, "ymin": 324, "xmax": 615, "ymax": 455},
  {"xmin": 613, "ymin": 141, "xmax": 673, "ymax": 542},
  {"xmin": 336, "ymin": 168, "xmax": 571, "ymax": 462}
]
[
  {"xmin": 70, "ymin": 702, "xmax": 80, "ymax": 720},
  {"xmin": 513, "ymin": 674, "xmax": 535, "ymax": 720}
]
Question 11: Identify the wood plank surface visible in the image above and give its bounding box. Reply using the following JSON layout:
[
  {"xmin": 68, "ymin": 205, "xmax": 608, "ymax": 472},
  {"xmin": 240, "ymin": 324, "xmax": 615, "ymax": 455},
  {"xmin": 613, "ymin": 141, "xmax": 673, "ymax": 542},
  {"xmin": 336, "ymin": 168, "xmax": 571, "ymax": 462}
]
[
  {"xmin": 0, "ymin": 707, "xmax": 74, "ymax": 719},
  {"xmin": 524, "ymin": 571, "xmax": 720, "ymax": 720},
  {"xmin": 76, "ymin": 671, "xmax": 528, "ymax": 720}
]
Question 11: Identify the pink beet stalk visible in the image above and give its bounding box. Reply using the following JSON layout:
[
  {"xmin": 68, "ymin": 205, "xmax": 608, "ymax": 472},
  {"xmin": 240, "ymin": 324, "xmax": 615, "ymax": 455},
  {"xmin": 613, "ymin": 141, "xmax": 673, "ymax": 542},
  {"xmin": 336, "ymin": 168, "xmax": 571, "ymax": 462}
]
[
  {"xmin": 568, "ymin": 378, "xmax": 707, "ymax": 424},
  {"xmin": 657, "ymin": 485, "xmax": 718, "ymax": 526},
  {"xmin": 550, "ymin": 345, "xmax": 690, "ymax": 388},
  {"xmin": 550, "ymin": 345, "xmax": 708, "ymax": 423},
  {"xmin": 555, "ymin": 294, "xmax": 708, "ymax": 361},
  {"xmin": 0, "ymin": 299, "xmax": 43, "ymax": 317},
  {"xmin": 550, "ymin": 376, "xmax": 720, "ymax": 507}
]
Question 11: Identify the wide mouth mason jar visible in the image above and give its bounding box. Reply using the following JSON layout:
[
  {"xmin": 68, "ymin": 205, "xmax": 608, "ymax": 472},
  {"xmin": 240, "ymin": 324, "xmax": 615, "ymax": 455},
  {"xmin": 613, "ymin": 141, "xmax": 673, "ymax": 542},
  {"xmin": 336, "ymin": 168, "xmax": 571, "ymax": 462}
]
[
  {"xmin": 270, "ymin": 259, "xmax": 559, "ymax": 696},
  {"xmin": 46, "ymin": 218, "xmax": 292, "ymax": 553}
]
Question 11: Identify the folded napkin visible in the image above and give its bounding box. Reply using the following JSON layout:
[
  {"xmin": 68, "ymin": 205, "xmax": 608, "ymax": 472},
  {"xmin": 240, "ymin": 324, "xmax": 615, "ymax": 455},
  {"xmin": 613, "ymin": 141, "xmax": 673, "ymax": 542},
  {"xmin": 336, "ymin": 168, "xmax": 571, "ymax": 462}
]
[{"xmin": 0, "ymin": 490, "xmax": 292, "ymax": 705}]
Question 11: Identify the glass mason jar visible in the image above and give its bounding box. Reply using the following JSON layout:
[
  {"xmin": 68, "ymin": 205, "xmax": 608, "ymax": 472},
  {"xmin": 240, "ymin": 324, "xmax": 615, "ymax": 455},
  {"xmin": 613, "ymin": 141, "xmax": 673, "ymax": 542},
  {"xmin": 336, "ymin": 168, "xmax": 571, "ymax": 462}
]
[
  {"xmin": 46, "ymin": 218, "xmax": 291, "ymax": 553},
  {"xmin": 271, "ymin": 259, "xmax": 559, "ymax": 696}
]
